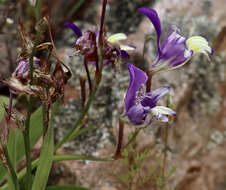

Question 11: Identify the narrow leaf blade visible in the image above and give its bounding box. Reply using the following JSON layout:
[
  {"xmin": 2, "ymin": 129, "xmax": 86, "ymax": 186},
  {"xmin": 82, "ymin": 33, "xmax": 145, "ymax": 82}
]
[{"xmin": 31, "ymin": 121, "xmax": 54, "ymax": 190}]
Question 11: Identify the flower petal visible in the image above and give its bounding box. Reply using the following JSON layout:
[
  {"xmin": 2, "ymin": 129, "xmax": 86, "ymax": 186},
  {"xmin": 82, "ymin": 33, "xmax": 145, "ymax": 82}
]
[
  {"xmin": 12, "ymin": 57, "xmax": 40, "ymax": 79},
  {"xmin": 151, "ymin": 26, "xmax": 193, "ymax": 72},
  {"xmin": 107, "ymin": 33, "xmax": 127, "ymax": 43},
  {"xmin": 64, "ymin": 22, "xmax": 82, "ymax": 38},
  {"xmin": 127, "ymin": 103, "xmax": 146, "ymax": 125},
  {"xmin": 141, "ymin": 86, "xmax": 170, "ymax": 108},
  {"xmin": 151, "ymin": 106, "xmax": 176, "ymax": 122},
  {"xmin": 151, "ymin": 106, "xmax": 176, "ymax": 116},
  {"xmin": 186, "ymin": 36, "xmax": 213, "ymax": 60},
  {"xmin": 138, "ymin": 7, "xmax": 162, "ymax": 53},
  {"xmin": 120, "ymin": 50, "xmax": 130, "ymax": 59},
  {"xmin": 125, "ymin": 64, "xmax": 148, "ymax": 112},
  {"xmin": 119, "ymin": 44, "xmax": 136, "ymax": 51}
]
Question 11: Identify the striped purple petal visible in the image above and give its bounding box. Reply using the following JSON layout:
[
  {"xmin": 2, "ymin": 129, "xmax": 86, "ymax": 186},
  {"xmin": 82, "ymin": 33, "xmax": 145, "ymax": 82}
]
[
  {"xmin": 141, "ymin": 86, "xmax": 170, "ymax": 108},
  {"xmin": 125, "ymin": 63, "xmax": 147, "ymax": 112},
  {"xmin": 127, "ymin": 103, "xmax": 147, "ymax": 125},
  {"xmin": 152, "ymin": 26, "xmax": 193, "ymax": 70},
  {"xmin": 64, "ymin": 22, "xmax": 82, "ymax": 38},
  {"xmin": 138, "ymin": 7, "xmax": 162, "ymax": 53}
]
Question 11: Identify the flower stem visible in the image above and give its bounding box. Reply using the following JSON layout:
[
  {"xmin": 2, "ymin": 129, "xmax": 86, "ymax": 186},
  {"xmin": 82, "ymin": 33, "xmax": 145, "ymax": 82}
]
[
  {"xmin": 146, "ymin": 71, "xmax": 152, "ymax": 93},
  {"xmin": 162, "ymin": 122, "xmax": 169, "ymax": 181},
  {"xmin": 54, "ymin": 78, "xmax": 101, "ymax": 151},
  {"xmin": 55, "ymin": 41, "xmax": 104, "ymax": 150},
  {"xmin": 23, "ymin": 96, "xmax": 33, "ymax": 190},
  {"xmin": 2, "ymin": 145, "xmax": 20, "ymax": 190},
  {"xmin": 84, "ymin": 57, "xmax": 93, "ymax": 93},
  {"xmin": 1, "ymin": 153, "xmax": 112, "ymax": 190},
  {"xmin": 123, "ymin": 128, "xmax": 141, "ymax": 149},
  {"xmin": 8, "ymin": 91, "xmax": 13, "ymax": 120},
  {"xmin": 23, "ymin": 19, "xmax": 41, "ymax": 190},
  {"xmin": 55, "ymin": 0, "xmax": 107, "ymax": 151},
  {"xmin": 114, "ymin": 118, "xmax": 124, "ymax": 159},
  {"xmin": 79, "ymin": 77, "xmax": 86, "ymax": 108}
]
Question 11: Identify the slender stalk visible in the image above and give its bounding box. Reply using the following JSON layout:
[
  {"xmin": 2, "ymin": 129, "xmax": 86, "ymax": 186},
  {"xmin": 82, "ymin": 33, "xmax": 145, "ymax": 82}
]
[
  {"xmin": 146, "ymin": 71, "xmax": 152, "ymax": 93},
  {"xmin": 161, "ymin": 95, "xmax": 171, "ymax": 188},
  {"xmin": 2, "ymin": 145, "xmax": 19, "ymax": 190},
  {"xmin": 24, "ymin": 17, "xmax": 41, "ymax": 190},
  {"xmin": 54, "ymin": 154, "xmax": 113, "ymax": 162},
  {"xmin": 55, "ymin": 80, "xmax": 101, "ymax": 150},
  {"xmin": 42, "ymin": 103, "xmax": 47, "ymax": 136},
  {"xmin": 23, "ymin": 96, "xmax": 33, "ymax": 190},
  {"xmin": 98, "ymin": 0, "xmax": 107, "ymax": 73},
  {"xmin": 123, "ymin": 128, "xmax": 141, "ymax": 149},
  {"xmin": 84, "ymin": 57, "xmax": 92, "ymax": 93},
  {"xmin": 34, "ymin": 0, "xmax": 40, "ymax": 22},
  {"xmin": 55, "ymin": 41, "xmax": 104, "ymax": 150},
  {"xmin": 162, "ymin": 122, "xmax": 169, "ymax": 183},
  {"xmin": 8, "ymin": 91, "xmax": 13, "ymax": 120},
  {"xmin": 68, "ymin": 0, "xmax": 85, "ymax": 17},
  {"xmin": 1, "ymin": 153, "xmax": 112, "ymax": 190},
  {"xmin": 99, "ymin": 0, "xmax": 107, "ymax": 47},
  {"xmin": 114, "ymin": 118, "xmax": 124, "ymax": 159},
  {"xmin": 79, "ymin": 77, "xmax": 86, "ymax": 108},
  {"xmin": 55, "ymin": 0, "xmax": 107, "ymax": 151}
]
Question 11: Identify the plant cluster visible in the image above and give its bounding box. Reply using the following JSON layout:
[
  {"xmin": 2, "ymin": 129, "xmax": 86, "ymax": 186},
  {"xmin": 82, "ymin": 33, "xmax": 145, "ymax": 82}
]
[{"xmin": 0, "ymin": 0, "xmax": 212, "ymax": 190}]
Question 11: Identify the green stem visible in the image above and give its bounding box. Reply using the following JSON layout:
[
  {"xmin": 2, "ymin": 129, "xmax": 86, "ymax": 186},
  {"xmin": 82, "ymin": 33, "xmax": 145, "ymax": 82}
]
[
  {"xmin": 54, "ymin": 154, "xmax": 113, "ymax": 162},
  {"xmin": 123, "ymin": 128, "xmax": 141, "ymax": 149},
  {"xmin": 1, "ymin": 153, "xmax": 112, "ymax": 190},
  {"xmin": 55, "ymin": 27, "xmax": 104, "ymax": 151},
  {"xmin": 42, "ymin": 103, "xmax": 47, "ymax": 136},
  {"xmin": 34, "ymin": 0, "xmax": 41, "ymax": 22},
  {"xmin": 162, "ymin": 122, "xmax": 169, "ymax": 187},
  {"xmin": 23, "ymin": 16, "xmax": 41, "ymax": 189},
  {"xmin": 54, "ymin": 81, "xmax": 100, "ymax": 151},
  {"xmin": 68, "ymin": 0, "xmax": 85, "ymax": 17},
  {"xmin": 2, "ymin": 145, "xmax": 20, "ymax": 190},
  {"xmin": 23, "ymin": 26, "xmax": 40, "ymax": 190},
  {"xmin": 23, "ymin": 96, "xmax": 33, "ymax": 190}
]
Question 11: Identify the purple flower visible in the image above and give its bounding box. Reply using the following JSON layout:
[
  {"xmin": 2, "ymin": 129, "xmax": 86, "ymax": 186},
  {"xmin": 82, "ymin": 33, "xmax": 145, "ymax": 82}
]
[
  {"xmin": 125, "ymin": 63, "xmax": 176, "ymax": 125},
  {"xmin": 138, "ymin": 7, "xmax": 213, "ymax": 73},
  {"xmin": 65, "ymin": 22, "xmax": 82, "ymax": 38},
  {"xmin": 65, "ymin": 22, "xmax": 134, "ymax": 64},
  {"xmin": 12, "ymin": 57, "xmax": 40, "ymax": 80}
]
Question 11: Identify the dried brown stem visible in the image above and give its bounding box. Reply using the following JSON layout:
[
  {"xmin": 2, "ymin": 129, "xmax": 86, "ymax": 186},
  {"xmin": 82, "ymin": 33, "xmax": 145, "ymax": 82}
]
[{"xmin": 114, "ymin": 118, "xmax": 124, "ymax": 159}]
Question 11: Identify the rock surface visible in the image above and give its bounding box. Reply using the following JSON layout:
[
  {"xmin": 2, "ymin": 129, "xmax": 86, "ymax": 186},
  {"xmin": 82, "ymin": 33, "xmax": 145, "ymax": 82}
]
[
  {"xmin": 52, "ymin": 0, "xmax": 226, "ymax": 189},
  {"xmin": 1, "ymin": 0, "xmax": 226, "ymax": 189}
]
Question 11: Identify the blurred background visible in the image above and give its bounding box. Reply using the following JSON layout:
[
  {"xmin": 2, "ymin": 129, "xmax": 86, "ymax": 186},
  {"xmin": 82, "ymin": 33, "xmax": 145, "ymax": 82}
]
[{"xmin": 0, "ymin": 0, "xmax": 226, "ymax": 189}]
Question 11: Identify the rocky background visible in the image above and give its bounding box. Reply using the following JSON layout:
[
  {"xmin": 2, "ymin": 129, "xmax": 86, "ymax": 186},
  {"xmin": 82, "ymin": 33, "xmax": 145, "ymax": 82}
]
[{"xmin": 1, "ymin": 0, "xmax": 226, "ymax": 189}]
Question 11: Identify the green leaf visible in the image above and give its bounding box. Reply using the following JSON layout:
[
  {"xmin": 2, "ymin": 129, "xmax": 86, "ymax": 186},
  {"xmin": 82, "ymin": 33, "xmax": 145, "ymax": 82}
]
[
  {"xmin": 0, "ymin": 106, "xmax": 43, "ymax": 183},
  {"xmin": 0, "ymin": 96, "xmax": 9, "ymax": 121},
  {"xmin": 0, "ymin": 96, "xmax": 9, "ymax": 180},
  {"xmin": 31, "ymin": 102, "xmax": 59, "ymax": 190},
  {"xmin": 31, "ymin": 118, "xmax": 54, "ymax": 190},
  {"xmin": 54, "ymin": 154, "xmax": 113, "ymax": 162},
  {"xmin": 46, "ymin": 186, "xmax": 90, "ymax": 190}
]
